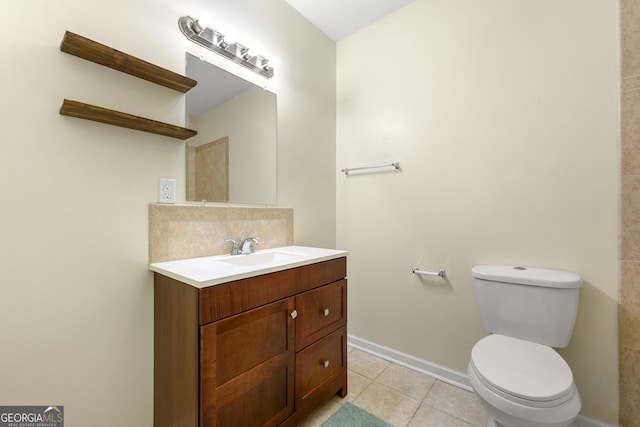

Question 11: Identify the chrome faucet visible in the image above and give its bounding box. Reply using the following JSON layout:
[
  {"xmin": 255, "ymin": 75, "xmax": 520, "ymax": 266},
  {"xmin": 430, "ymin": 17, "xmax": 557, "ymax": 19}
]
[
  {"xmin": 240, "ymin": 237, "xmax": 260, "ymax": 254},
  {"xmin": 224, "ymin": 237, "xmax": 260, "ymax": 255}
]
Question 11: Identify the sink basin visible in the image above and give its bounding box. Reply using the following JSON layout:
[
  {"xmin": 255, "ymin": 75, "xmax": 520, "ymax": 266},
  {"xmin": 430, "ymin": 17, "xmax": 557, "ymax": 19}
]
[
  {"xmin": 149, "ymin": 246, "xmax": 348, "ymax": 288},
  {"xmin": 218, "ymin": 250, "xmax": 307, "ymax": 268}
]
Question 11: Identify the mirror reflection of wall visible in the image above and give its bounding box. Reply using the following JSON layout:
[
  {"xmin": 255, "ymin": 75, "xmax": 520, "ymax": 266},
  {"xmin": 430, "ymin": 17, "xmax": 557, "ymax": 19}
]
[
  {"xmin": 185, "ymin": 53, "xmax": 277, "ymax": 204},
  {"xmin": 187, "ymin": 136, "xmax": 229, "ymax": 201}
]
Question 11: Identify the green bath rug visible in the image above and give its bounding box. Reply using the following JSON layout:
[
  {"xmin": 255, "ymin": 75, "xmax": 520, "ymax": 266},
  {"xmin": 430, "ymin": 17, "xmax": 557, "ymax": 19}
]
[{"xmin": 321, "ymin": 403, "xmax": 393, "ymax": 427}]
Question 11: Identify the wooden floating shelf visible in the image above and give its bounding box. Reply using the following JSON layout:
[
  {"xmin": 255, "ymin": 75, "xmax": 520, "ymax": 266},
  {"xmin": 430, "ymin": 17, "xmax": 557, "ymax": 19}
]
[
  {"xmin": 60, "ymin": 31, "xmax": 197, "ymax": 93},
  {"xmin": 60, "ymin": 99, "xmax": 197, "ymax": 140}
]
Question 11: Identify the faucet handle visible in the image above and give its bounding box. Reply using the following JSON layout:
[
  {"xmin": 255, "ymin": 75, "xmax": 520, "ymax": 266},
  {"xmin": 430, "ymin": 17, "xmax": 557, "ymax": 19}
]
[{"xmin": 224, "ymin": 238, "xmax": 241, "ymax": 255}]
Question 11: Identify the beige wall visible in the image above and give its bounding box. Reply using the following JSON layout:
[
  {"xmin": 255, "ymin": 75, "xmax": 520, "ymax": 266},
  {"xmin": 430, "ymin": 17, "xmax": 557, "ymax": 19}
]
[
  {"xmin": 620, "ymin": 0, "xmax": 640, "ymax": 425},
  {"xmin": 0, "ymin": 0, "xmax": 335, "ymax": 425},
  {"xmin": 337, "ymin": 0, "xmax": 619, "ymax": 423}
]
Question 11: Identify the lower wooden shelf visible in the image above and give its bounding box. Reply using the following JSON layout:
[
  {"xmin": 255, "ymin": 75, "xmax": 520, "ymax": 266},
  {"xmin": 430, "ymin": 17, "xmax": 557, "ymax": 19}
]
[{"xmin": 59, "ymin": 99, "xmax": 197, "ymax": 140}]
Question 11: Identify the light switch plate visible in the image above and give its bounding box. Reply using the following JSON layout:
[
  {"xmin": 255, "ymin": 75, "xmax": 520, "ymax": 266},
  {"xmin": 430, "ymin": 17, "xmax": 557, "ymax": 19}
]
[{"xmin": 158, "ymin": 179, "xmax": 176, "ymax": 204}]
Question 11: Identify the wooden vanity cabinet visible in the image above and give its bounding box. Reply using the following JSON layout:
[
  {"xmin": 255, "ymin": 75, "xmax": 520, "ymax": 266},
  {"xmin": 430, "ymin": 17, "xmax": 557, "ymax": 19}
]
[{"xmin": 154, "ymin": 257, "xmax": 347, "ymax": 427}]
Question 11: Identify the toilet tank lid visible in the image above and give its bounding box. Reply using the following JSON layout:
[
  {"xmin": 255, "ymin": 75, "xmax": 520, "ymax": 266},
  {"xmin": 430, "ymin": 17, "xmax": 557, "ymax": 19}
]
[{"xmin": 472, "ymin": 265, "xmax": 582, "ymax": 289}]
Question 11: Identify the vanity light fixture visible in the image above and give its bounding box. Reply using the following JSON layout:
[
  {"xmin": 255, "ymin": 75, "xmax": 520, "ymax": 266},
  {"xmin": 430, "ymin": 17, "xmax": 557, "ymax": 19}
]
[{"xmin": 178, "ymin": 15, "xmax": 275, "ymax": 79}]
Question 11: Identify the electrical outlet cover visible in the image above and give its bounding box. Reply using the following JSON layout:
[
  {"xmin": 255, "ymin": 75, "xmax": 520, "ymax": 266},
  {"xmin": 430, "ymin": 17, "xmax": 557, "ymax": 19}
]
[{"xmin": 158, "ymin": 179, "xmax": 176, "ymax": 204}]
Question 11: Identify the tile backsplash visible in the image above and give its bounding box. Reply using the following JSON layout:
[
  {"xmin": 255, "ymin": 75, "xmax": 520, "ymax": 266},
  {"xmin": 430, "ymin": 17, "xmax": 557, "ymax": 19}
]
[{"xmin": 149, "ymin": 204, "xmax": 293, "ymax": 263}]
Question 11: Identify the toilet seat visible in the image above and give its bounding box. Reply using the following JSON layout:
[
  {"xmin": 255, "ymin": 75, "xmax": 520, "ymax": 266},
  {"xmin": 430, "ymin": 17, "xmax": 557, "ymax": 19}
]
[{"xmin": 470, "ymin": 334, "xmax": 575, "ymax": 408}]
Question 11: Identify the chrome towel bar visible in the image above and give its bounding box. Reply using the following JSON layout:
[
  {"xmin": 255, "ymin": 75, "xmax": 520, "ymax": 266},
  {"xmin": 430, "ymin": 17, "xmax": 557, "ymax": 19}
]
[
  {"xmin": 341, "ymin": 162, "xmax": 400, "ymax": 175},
  {"xmin": 413, "ymin": 266, "xmax": 446, "ymax": 278}
]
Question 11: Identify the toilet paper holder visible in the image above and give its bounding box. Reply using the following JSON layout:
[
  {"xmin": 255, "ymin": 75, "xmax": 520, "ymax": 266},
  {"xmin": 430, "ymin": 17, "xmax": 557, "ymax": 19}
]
[{"xmin": 413, "ymin": 266, "xmax": 446, "ymax": 278}]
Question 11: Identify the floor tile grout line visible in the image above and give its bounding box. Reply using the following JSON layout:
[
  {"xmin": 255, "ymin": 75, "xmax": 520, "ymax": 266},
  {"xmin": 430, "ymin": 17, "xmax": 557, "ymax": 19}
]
[
  {"xmin": 349, "ymin": 372, "xmax": 374, "ymax": 406},
  {"xmin": 400, "ymin": 393, "xmax": 422, "ymax": 427},
  {"xmin": 346, "ymin": 350, "xmax": 488, "ymax": 427},
  {"xmin": 341, "ymin": 371, "xmax": 479, "ymax": 427},
  {"xmin": 370, "ymin": 361, "xmax": 440, "ymax": 404},
  {"xmin": 419, "ymin": 377, "xmax": 438, "ymax": 404},
  {"xmin": 350, "ymin": 366, "xmax": 439, "ymax": 427},
  {"xmin": 348, "ymin": 365, "xmax": 427, "ymax": 404},
  {"xmin": 378, "ymin": 361, "xmax": 393, "ymax": 379},
  {"xmin": 419, "ymin": 401, "xmax": 477, "ymax": 427},
  {"xmin": 348, "ymin": 368, "xmax": 417, "ymax": 427}
]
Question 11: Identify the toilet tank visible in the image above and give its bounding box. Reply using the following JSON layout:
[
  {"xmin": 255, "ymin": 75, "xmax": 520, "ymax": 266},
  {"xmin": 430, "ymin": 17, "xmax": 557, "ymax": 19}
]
[{"xmin": 472, "ymin": 265, "xmax": 582, "ymax": 348}]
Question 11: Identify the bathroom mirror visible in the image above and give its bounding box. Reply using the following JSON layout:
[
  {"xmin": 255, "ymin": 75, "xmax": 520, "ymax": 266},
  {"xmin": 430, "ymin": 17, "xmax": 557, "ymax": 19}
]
[{"xmin": 185, "ymin": 53, "xmax": 277, "ymax": 204}]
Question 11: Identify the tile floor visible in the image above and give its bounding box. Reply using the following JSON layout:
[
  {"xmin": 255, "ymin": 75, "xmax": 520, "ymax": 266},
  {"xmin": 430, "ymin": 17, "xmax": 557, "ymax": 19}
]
[{"xmin": 300, "ymin": 346, "xmax": 489, "ymax": 427}]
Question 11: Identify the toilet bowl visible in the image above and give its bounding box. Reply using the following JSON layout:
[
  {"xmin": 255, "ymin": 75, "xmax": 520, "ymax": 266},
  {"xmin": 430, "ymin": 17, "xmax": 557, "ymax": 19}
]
[
  {"xmin": 468, "ymin": 334, "xmax": 581, "ymax": 427},
  {"xmin": 468, "ymin": 265, "xmax": 583, "ymax": 427}
]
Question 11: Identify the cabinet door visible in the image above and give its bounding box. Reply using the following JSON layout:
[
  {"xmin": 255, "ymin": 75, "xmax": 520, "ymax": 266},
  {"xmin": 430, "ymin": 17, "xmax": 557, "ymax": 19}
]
[
  {"xmin": 201, "ymin": 298, "xmax": 295, "ymax": 427},
  {"xmin": 295, "ymin": 279, "xmax": 347, "ymax": 351}
]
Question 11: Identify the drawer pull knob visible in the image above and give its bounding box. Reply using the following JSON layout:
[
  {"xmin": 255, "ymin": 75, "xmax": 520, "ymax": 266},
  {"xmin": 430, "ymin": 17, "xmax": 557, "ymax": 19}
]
[
  {"xmin": 290, "ymin": 310, "xmax": 298, "ymax": 319},
  {"xmin": 322, "ymin": 308, "xmax": 330, "ymax": 316},
  {"xmin": 322, "ymin": 360, "xmax": 330, "ymax": 368}
]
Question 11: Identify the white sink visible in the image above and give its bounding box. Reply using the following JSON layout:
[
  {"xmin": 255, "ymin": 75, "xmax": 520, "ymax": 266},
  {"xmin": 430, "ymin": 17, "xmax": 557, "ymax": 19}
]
[
  {"xmin": 218, "ymin": 250, "xmax": 307, "ymax": 268},
  {"xmin": 149, "ymin": 246, "xmax": 348, "ymax": 288}
]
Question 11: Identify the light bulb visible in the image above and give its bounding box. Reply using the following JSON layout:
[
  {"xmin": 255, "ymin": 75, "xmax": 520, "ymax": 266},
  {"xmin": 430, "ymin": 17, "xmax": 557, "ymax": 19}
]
[
  {"xmin": 266, "ymin": 56, "xmax": 281, "ymax": 68},
  {"xmin": 191, "ymin": 19, "xmax": 206, "ymax": 34}
]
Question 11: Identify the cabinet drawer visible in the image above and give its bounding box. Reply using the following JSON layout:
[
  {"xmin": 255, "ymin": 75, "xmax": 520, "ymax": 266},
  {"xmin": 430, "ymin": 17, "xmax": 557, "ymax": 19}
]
[
  {"xmin": 198, "ymin": 257, "xmax": 347, "ymax": 324},
  {"xmin": 295, "ymin": 279, "xmax": 347, "ymax": 351},
  {"xmin": 296, "ymin": 257, "xmax": 346, "ymax": 293},
  {"xmin": 295, "ymin": 326, "xmax": 347, "ymax": 403}
]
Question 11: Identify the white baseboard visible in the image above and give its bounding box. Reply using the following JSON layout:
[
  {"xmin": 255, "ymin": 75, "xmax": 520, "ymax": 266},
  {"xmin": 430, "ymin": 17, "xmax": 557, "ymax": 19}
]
[
  {"xmin": 347, "ymin": 334, "xmax": 619, "ymax": 427},
  {"xmin": 347, "ymin": 334, "xmax": 472, "ymax": 391},
  {"xmin": 574, "ymin": 414, "xmax": 619, "ymax": 427}
]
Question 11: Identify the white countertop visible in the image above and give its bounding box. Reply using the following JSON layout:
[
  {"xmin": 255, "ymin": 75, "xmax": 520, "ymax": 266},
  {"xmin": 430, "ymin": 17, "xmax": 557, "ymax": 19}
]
[{"xmin": 149, "ymin": 246, "xmax": 348, "ymax": 288}]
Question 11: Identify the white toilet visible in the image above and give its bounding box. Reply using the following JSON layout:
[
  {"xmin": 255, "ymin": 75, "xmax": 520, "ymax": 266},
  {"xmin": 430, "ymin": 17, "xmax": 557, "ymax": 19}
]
[{"xmin": 467, "ymin": 265, "xmax": 583, "ymax": 427}]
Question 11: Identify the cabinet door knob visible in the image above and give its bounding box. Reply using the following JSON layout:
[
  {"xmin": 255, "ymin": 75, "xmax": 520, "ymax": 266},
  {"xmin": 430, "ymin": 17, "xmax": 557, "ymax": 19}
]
[
  {"xmin": 322, "ymin": 308, "xmax": 330, "ymax": 316},
  {"xmin": 322, "ymin": 360, "xmax": 330, "ymax": 368},
  {"xmin": 290, "ymin": 310, "xmax": 298, "ymax": 319}
]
